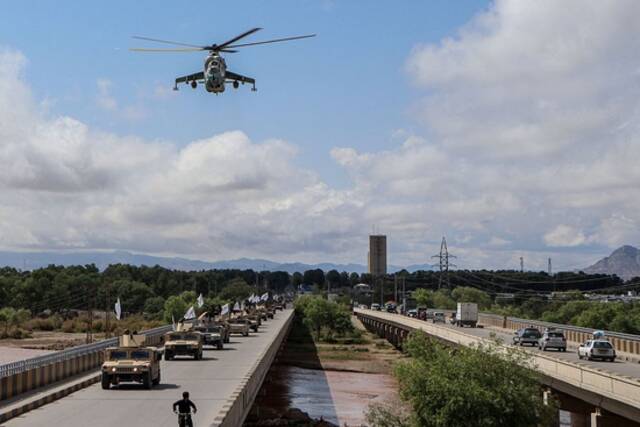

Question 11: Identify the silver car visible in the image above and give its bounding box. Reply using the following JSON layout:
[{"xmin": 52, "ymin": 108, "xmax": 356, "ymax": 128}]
[
  {"xmin": 578, "ymin": 340, "xmax": 616, "ymax": 362},
  {"xmin": 538, "ymin": 330, "xmax": 567, "ymax": 352}
]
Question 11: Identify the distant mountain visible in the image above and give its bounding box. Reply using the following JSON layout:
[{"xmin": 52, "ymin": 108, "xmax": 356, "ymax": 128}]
[
  {"xmin": 0, "ymin": 250, "xmax": 432, "ymax": 274},
  {"xmin": 584, "ymin": 245, "xmax": 640, "ymax": 281}
]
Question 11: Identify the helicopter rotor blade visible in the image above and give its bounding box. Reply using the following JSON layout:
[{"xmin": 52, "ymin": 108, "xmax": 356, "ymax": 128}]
[
  {"xmin": 129, "ymin": 47, "xmax": 205, "ymax": 52},
  {"xmin": 219, "ymin": 49, "xmax": 238, "ymax": 53},
  {"xmin": 225, "ymin": 34, "xmax": 316, "ymax": 49},
  {"xmin": 215, "ymin": 27, "xmax": 262, "ymax": 50},
  {"xmin": 131, "ymin": 36, "xmax": 205, "ymax": 49}
]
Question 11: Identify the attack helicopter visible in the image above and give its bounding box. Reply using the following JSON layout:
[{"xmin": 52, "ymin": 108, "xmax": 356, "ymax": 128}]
[{"xmin": 130, "ymin": 28, "xmax": 315, "ymax": 94}]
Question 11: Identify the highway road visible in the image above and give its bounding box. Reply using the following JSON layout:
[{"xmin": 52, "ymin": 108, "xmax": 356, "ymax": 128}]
[
  {"xmin": 3, "ymin": 309, "xmax": 293, "ymax": 427},
  {"xmin": 387, "ymin": 312, "xmax": 640, "ymax": 379}
]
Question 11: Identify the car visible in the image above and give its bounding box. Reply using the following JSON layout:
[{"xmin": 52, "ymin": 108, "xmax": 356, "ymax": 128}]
[
  {"xmin": 432, "ymin": 312, "xmax": 446, "ymax": 323},
  {"xmin": 512, "ymin": 327, "xmax": 542, "ymax": 346},
  {"xmin": 578, "ymin": 340, "xmax": 616, "ymax": 362},
  {"xmin": 371, "ymin": 303, "xmax": 381, "ymax": 311},
  {"xmin": 359, "ymin": 304, "xmax": 369, "ymax": 310},
  {"xmin": 407, "ymin": 309, "xmax": 417, "ymax": 318},
  {"xmin": 385, "ymin": 303, "xmax": 397, "ymax": 313},
  {"xmin": 538, "ymin": 330, "xmax": 566, "ymax": 352}
]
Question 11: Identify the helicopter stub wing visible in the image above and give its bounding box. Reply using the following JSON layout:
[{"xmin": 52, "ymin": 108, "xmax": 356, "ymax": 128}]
[
  {"xmin": 226, "ymin": 70, "xmax": 256, "ymax": 91},
  {"xmin": 225, "ymin": 70, "xmax": 255, "ymax": 85},
  {"xmin": 175, "ymin": 71, "xmax": 204, "ymax": 88}
]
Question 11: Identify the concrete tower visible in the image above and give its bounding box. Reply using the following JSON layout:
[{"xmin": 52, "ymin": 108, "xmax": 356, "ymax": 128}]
[{"xmin": 368, "ymin": 235, "xmax": 387, "ymax": 276}]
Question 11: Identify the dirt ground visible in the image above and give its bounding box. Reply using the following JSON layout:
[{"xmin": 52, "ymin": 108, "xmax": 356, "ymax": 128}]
[{"xmin": 0, "ymin": 330, "xmax": 98, "ymax": 352}]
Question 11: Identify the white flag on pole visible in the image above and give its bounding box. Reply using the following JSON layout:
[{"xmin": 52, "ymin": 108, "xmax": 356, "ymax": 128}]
[
  {"xmin": 172, "ymin": 314, "xmax": 176, "ymax": 331},
  {"xmin": 184, "ymin": 306, "xmax": 196, "ymax": 320},
  {"xmin": 114, "ymin": 298, "xmax": 122, "ymax": 320},
  {"xmin": 233, "ymin": 302, "xmax": 240, "ymax": 311},
  {"xmin": 221, "ymin": 304, "xmax": 229, "ymax": 316},
  {"xmin": 261, "ymin": 292, "xmax": 269, "ymax": 302},
  {"xmin": 240, "ymin": 301, "xmax": 245, "ymax": 311},
  {"xmin": 197, "ymin": 293, "xmax": 205, "ymax": 308}
]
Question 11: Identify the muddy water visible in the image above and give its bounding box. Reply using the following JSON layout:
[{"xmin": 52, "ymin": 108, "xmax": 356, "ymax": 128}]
[{"xmin": 255, "ymin": 364, "xmax": 397, "ymax": 426}]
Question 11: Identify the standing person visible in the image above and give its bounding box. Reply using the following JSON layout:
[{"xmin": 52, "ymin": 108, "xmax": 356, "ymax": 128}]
[{"xmin": 173, "ymin": 391, "xmax": 197, "ymax": 427}]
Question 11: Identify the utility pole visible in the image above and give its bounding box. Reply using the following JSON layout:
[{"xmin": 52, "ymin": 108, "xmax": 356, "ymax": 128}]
[
  {"xmin": 432, "ymin": 237, "xmax": 456, "ymax": 289},
  {"xmin": 394, "ymin": 275, "xmax": 398, "ymax": 303},
  {"xmin": 402, "ymin": 276, "xmax": 406, "ymax": 314},
  {"xmin": 86, "ymin": 292, "xmax": 94, "ymax": 344},
  {"xmin": 520, "ymin": 257, "xmax": 524, "ymax": 273},
  {"xmin": 105, "ymin": 282, "xmax": 111, "ymax": 339},
  {"xmin": 379, "ymin": 276, "xmax": 383, "ymax": 306},
  {"xmin": 548, "ymin": 258, "xmax": 552, "ymax": 276}
]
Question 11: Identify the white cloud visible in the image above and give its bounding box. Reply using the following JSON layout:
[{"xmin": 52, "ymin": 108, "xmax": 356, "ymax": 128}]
[
  {"xmin": 0, "ymin": 49, "xmax": 362, "ymax": 262},
  {"xmin": 544, "ymin": 225, "xmax": 586, "ymax": 247},
  {"xmin": 2, "ymin": 1, "xmax": 640, "ymax": 271},
  {"xmin": 96, "ymin": 78, "xmax": 117, "ymax": 111}
]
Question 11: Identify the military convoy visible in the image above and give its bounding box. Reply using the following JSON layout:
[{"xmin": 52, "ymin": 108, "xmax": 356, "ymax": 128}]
[
  {"xmin": 101, "ymin": 301, "xmax": 281, "ymax": 391},
  {"xmin": 101, "ymin": 334, "xmax": 162, "ymax": 389}
]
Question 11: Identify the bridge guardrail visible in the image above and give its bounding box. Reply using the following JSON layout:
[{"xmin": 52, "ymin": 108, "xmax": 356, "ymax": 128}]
[
  {"xmin": 356, "ymin": 309, "xmax": 640, "ymax": 422},
  {"xmin": 0, "ymin": 325, "xmax": 171, "ymax": 379}
]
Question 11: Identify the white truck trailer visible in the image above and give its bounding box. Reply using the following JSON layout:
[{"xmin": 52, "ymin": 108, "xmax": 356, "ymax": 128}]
[{"xmin": 455, "ymin": 302, "xmax": 478, "ymax": 327}]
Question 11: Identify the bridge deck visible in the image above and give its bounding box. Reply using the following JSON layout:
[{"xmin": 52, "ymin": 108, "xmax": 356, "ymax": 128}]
[{"xmin": 3, "ymin": 309, "xmax": 293, "ymax": 427}]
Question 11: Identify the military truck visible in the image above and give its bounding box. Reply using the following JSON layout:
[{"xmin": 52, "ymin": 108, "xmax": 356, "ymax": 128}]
[
  {"xmin": 195, "ymin": 324, "xmax": 225, "ymax": 349},
  {"xmin": 164, "ymin": 327, "xmax": 204, "ymax": 360},
  {"xmin": 227, "ymin": 318, "xmax": 251, "ymax": 336},
  {"xmin": 246, "ymin": 314, "xmax": 260, "ymax": 332},
  {"xmin": 213, "ymin": 320, "xmax": 231, "ymax": 343},
  {"xmin": 101, "ymin": 334, "xmax": 161, "ymax": 389}
]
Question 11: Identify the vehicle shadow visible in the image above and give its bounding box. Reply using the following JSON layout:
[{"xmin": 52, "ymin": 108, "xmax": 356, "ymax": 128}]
[{"xmin": 113, "ymin": 383, "xmax": 180, "ymax": 390}]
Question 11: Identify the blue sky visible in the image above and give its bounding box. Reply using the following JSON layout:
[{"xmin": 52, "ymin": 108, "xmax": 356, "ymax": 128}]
[
  {"xmin": 1, "ymin": 1, "xmax": 638, "ymax": 270},
  {"xmin": 1, "ymin": 0, "xmax": 487, "ymax": 187}
]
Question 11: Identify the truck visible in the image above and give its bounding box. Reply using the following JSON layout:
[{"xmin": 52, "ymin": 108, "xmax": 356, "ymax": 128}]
[
  {"xmin": 101, "ymin": 334, "xmax": 161, "ymax": 389},
  {"xmin": 164, "ymin": 327, "xmax": 204, "ymax": 360},
  {"xmin": 454, "ymin": 302, "xmax": 478, "ymax": 327}
]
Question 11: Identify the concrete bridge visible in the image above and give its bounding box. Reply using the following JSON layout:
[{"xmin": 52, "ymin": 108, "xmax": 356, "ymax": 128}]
[
  {"xmin": 355, "ymin": 308, "xmax": 640, "ymax": 427},
  {"xmin": 0, "ymin": 309, "xmax": 293, "ymax": 427}
]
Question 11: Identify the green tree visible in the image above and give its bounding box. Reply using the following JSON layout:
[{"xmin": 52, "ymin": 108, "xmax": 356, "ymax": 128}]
[
  {"xmin": 219, "ymin": 278, "xmax": 255, "ymax": 302},
  {"xmin": 163, "ymin": 296, "xmax": 188, "ymax": 323},
  {"xmin": 143, "ymin": 296, "xmax": 165, "ymax": 319},
  {"xmin": 451, "ymin": 287, "xmax": 492, "ymax": 309},
  {"xmin": 388, "ymin": 331, "xmax": 556, "ymax": 427}
]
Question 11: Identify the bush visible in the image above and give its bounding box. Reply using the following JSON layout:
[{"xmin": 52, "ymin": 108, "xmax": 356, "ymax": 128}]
[
  {"xmin": 61, "ymin": 319, "xmax": 76, "ymax": 333},
  {"xmin": 387, "ymin": 331, "xmax": 557, "ymax": 427}
]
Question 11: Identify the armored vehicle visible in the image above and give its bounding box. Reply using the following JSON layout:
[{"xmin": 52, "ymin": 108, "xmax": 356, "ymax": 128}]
[
  {"xmin": 101, "ymin": 334, "xmax": 161, "ymax": 389},
  {"xmin": 227, "ymin": 318, "xmax": 251, "ymax": 336},
  {"xmin": 195, "ymin": 324, "xmax": 225, "ymax": 349},
  {"xmin": 164, "ymin": 328, "xmax": 204, "ymax": 360}
]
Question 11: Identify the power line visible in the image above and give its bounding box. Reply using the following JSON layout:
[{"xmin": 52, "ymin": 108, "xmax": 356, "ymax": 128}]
[{"xmin": 431, "ymin": 236, "xmax": 456, "ymax": 289}]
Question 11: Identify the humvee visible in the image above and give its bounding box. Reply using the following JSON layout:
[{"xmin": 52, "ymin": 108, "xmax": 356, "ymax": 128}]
[
  {"xmin": 246, "ymin": 313, "xmax": 261, "ymax": 331},
  {"xmin": 195, "ymin": 324, "xmax": 225, "ymax": 349},
  {"xmin": 101, "ymin": 334, "xmax": 161, "ymax": 389},
  {"xmin": 164, "ymin": 327, "xmax": 204, "ymax": 360},
  {"xmin": 211, "ymin": 320, "xmax": 231, "ymax": 343},
  {"xmin": 227, "ymin": 318, "xmax": 251, "ymax": 336}
]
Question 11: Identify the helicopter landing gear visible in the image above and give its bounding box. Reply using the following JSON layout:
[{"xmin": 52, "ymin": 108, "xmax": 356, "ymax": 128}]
[
  {"xmin": 233, "ymin": 80, "xmax": 239, "ymax": 89},
  {"xmin": 251, "ymin": 82, "xmax": 257, "ymax": 92},
  {"xmin": 191, "ymin": 80, "xmax": 197, "ymax": 89}
]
